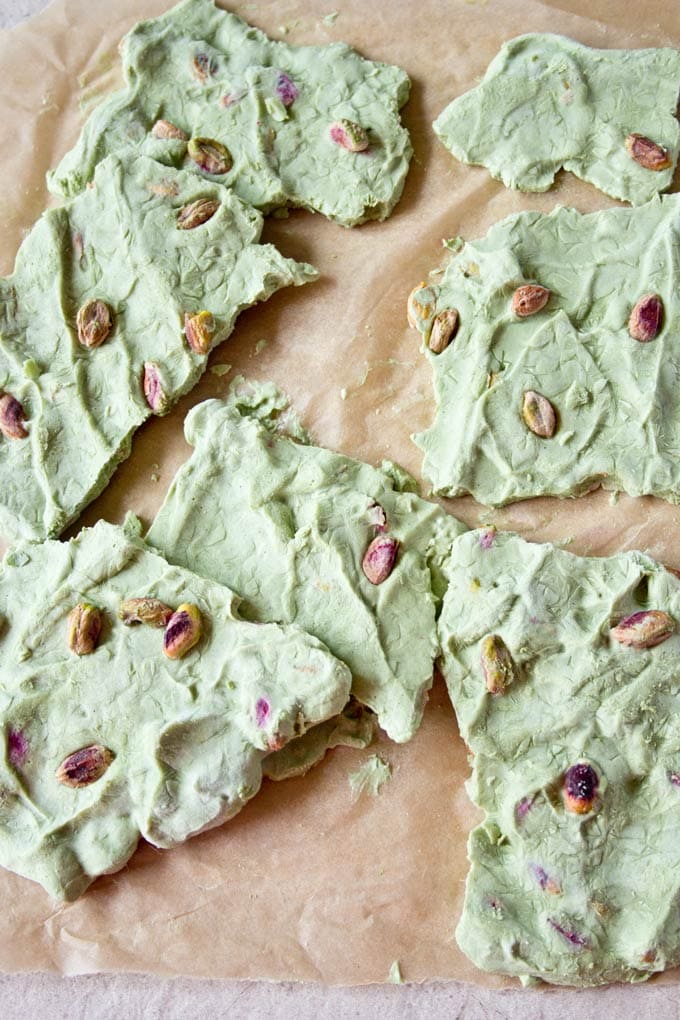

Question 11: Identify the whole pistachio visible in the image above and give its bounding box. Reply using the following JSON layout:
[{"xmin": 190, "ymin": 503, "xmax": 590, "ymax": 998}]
[
  {"xmin": 522, "ymin": 390, "xmax": 557, "ymax": 438},
  {"xmin": 480, "ymin": 634, "xmax": 517, "ymax": 695},
  {"xmin": 275, "ymin": 72, "xmax": 299, "ymax": 107},
  {"xmin": 163, "ymin": 603, "xmax": 202, "ymax": 659},
  {"xmin": 176, "ymin": 198, "xmax": 220, "ymax": 230},
  {"xmin": 0, "ymin": 393, "xmax": 28, "ymax": 439},
  {"xmin": 143, "ymin": 362, "xmax": 170, "ymax": 415},
  {"xmin": 625, "ymin": 133, "xmax": 672, "ymax": 171},
  {"xmin": 407, "ymin": 281, "xmax": 434, "ymax": 329},
  {"xmin": 119, "ymin": 597, "xmax": 173, "ymax": 627},
  {"xmin": 67, "ymin": 603, "xmax": 103, "ymax": 655},
  {"xmin": 610, "ymin": 609, "xmax": 674, "ymax": 649},
  {"xmin": 362, "ymin": 535, "xmax": 399, "ymax": 584},
  {"xmin": 512, "ymin": 284, "xmax": 550, "ymax": 317},
  {"xmin": 329, "ymin": 119, "xmax": 369, "ymax": 152},
  {"xmin": 628, "ymin": 293, "xmax": 663, "ymax": 342},
  {"xmin": 151, "ymin": 119, "xmax": 188, "ymax": 141},
  {"xmin": 428, "ymin": 309, "xmax": 459, "ymax": 354},
  {"xmin": 76, "ymin": 298, "xmax": 113, "ymax": 349},
  {"xmin": 187, "ymin": 137, "xmax": 233, "ymax": 175},
  {"xmin": 563, "ymin": 762, "xmax": 599, "ymax": 814},
  {"xmin": 184, "ymin": 311, "xmax": 216, "ymax": 355},
  {"xmin": 56, "ymin": 745, "xmax": 114, "ymax": 788}
]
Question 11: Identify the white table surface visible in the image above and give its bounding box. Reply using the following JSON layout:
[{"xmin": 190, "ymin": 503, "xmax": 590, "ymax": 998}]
[{"xmin": 1, "ymin": 0, "xmax": 679, "ymax": 1015}]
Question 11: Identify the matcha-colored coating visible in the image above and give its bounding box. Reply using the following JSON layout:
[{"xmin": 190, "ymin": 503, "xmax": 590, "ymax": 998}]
[
  {"xmin": 434, "ymin": 34, "xmax": 680, "ymax": 204},
  {"xmin": 262, "ymin": 700, "xmax": 376, "ymax": 782},
  {"xmin": 411, "ymin": 196, "xmax": 680, "ymax": 505},
  {"xmin": 439, "ymin": 528, "xmax": 680, "ymax": 986},
  {"xmin": 0, "ymin": 518, "xmax": 351, "ymax": 901},
  {"xmin": 147, "ymin": 393, "xmax": 466, "ymax": 743},
  {"xmin": 48, "ymin": 0, "xmax": 412, "ymax": 227},
  {"xmin": 0, "ymin": 153, "xmax": 315, "ymax": 542}
]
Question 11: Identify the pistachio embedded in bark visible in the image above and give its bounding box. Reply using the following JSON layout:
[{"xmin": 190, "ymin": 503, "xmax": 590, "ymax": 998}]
[
  {"xmin": 480, "ymin": 634, "xmax": 517, "ymax": 695},
  {"xmin": 119, "ymin": 597, "xmax": 173, "ymax": 628},
  {"xmin": 522, "ymin": 390, "xmax": 557, "ymax": 438},
  {"xmin": 512, "ymin": 284, "xmax": 550, "ymax": 317},
  {"xmin": 176, "ymin": 198, "xmax": 220, "ymax": 230},
  {"xmin": 56, "ymin": 745, "xmax": 114, "ymax": 788},
  {"xmin": 163, "ymin": 603, "xmax": 202, "ymax": 659},
  {"xmin": 184, "ymin": 311, "xmax": 216, "ymax": 355},
  {"xmin": 628, "ymin": 293, "xmax": 663, "ymax": 342},
  {"xmin": 625, "ymin": 133, "xmax": 672, "ymax": 171},
  {"xmin": 428, "ymin": 309, "xmax": 459, "ymax": 354},
  {"xmin": 67, "ymin": 603, "xmax": 103, "ymax": 655},
  {"xmin": 563, "ymin": 762, "xmax": 599, "ymax": 814},
  {"xmin": 151, "ymin": 119, "xmax": 188, "ymax": 141},
  {"xmin": 76, "ymin": 298, "xmax": 113, "ymax": 349},
  {"xmin": 329, "ymin": 119, "xmax": 369, "ymax": 152},
  {"xmin": 143, "ymin": 362, "xmax": 170, "ymax": 415},
  {"xmin": 187, "ymin": 137, "xmax": 232, "ymax": 175},
  {"xmin": 362, "ymin": 535, "xmax": 399, "ymax": 584},
  {"xmin": 610, "ymin": 609, "xmax": 674, "ymax": 649},
  {"xmin": 0, "ymin": 393, "xmax": 28, "ymax": 440}
]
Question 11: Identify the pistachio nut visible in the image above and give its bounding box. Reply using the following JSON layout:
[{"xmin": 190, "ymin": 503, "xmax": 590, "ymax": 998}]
[
  {"xmin": 522, "ymin": 390, "xmax": 557, "ymax": 438},
  {"xmin": 362, "ymin": 535, "xmax": 399, "ymax": 584},
  {"xmin": 56, "ymin": 745, "xmax": 114, "ymax": 788},
  {"xmin": 76, "ymin": 298, "xmax": 113, "ymax": 349},
  {"xmin": 187, "ymin": 137, "xmax": 233, "ymax": 175},
  {"xmin": 428, "ymin": 309, "xmax": 459, "ymax": 354},
  {"xmin": 151, "ymin": 119, "xmax": 188, "ymax": 141},
  {"xmin": 184, "ymin": 311, "xmax": 216, "ymax": 355},
  {"xmin": 67, "ymin": 603, "xmax": 103, "ymax": 656},
  {"xmin": 628, "ymin": 293, "xmax": 663, "ymax": 342},
  {"xmin": 480, "ymin": 634, "xmax": 517, "ymax": 695},
  {"xmin": 176, "ymin": 198, "xmax": 220, "ymax": 230},
  {"xmin": 610, "ymin": 609, "xmax": 674, "ymax": 649},
  {"xmin": 119, "ymin": 597, "xmax": 173, "ymax": 628},
  {"xmin": 563, "ymin": 762, "xmax": 599, "ymax": 815},
  {"xmin": 512, "ymin": 284, "xmax": 550, "ymax": 317},
  {"xmin": 407, "ymin": 282, "xmax": 434, "ymax": 329},
  {"xmin": 275, "ymin": 72, "xmax": 299, "ymax": 107},
  {"xmin": 142, "ymin": 362, "xmax": 170, "ymax": 415},
  {"xmin": 625, "ymin": 133, "xmax": 672, "ymax": 171},
  {"xmin": 163, "ymin": 603, "xmax": 202, "ymax": 659},
  {"xmin": 0, "ymin": 393, "xmax": 28, "ymax": 440},
  {"xmin": 191, "ymin": 52, "xmax": 217, "ymax": 83},
  {"xmin": 329, "ymin": 119, "xmax": 369, "ymax": 152}
]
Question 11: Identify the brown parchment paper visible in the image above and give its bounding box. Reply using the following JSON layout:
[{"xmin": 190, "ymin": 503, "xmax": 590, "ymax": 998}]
[{"xmin": 1, "ymin": 0, "xmax": 680, "ymax": 988}]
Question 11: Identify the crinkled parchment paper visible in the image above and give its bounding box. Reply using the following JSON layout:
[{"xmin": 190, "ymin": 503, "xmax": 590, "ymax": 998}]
[{"xmin": 1, "ymin": 0, "xmax": 679, "ymax": 988}]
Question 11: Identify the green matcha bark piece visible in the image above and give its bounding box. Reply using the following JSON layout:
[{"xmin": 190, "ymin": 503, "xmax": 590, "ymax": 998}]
[
  {"xmin": 0, "ymin": 518, "xmax": 351, "ymax": 901},
  {"xmin": 410, "ymin": 196, "xmax": 680, "ymax": 506},
  {"xmin": 0, "ymin": 154, "xmax": 315, "ymax": 543},
  {"xmin": 434, "ymin": 34, "xmax": 680, "ymax": 204},
  {"xmin": 439, "ymin": 528, "xmax": 680, "ymax": 986},
  {"xmin": 263, "ymin": 699, "xmax": 376, "ymax": 782},
  {"xmin": 48, "ymin": 0, "xmax": 412, "ymax": 227},
  {"xmin": 146, "ymin": 392, "xmax": 466, "ymax": 743}
]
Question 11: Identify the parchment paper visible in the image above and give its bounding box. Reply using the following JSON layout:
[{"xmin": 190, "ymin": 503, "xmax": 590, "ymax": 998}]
[{"xmin": 1, "ymin": 0, "xmax": 679, "ymax": 988}]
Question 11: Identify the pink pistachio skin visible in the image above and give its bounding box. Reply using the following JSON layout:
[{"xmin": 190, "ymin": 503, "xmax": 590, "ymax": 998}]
[
  {"xmin": 143, "ymin": 362, "xmax": 170, "ymax": 415},
  {"xmin": 563, "ymin": 763, "xmax": 599, "ymax": 815},
  {"xmin": 275, "ymin": 73, "xmax": 299, "ymax": 106},
  {"xmin": 610, "ymin": 610, "xmax": 675, "ymax": 650},
  {"xmin": 362, "ymin": 535, "xmax": 399, "ymax": 585},
  {"xmin": 7, "ymin": 728, "xmax": 28, "ymax": 767},
  {"xmin": 548, "ymin": 918, "xmax": 589, "ymax": 949},
  {"xmin": 255, "ymin": 697, "xmax": 270, "ymax": 728}
]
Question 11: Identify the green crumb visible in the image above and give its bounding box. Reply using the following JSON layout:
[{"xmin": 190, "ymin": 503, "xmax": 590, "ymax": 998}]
[
  {"xmin": 210, "ymin": 363, "xmax": 232, "ymax": 377},
  {"xmin": 349, "ymin": 754, "xmax": 392, "ymax": 799},
  {"xmin": 388, "ymin": 959, "xmax": 403, "ymax": 984}
]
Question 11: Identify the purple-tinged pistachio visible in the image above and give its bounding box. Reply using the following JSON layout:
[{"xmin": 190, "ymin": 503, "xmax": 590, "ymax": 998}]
[
  {"xmin": 480, "ymin": 634, "xmax": 517, "ymax": 695},
  {"xmin": 0, "ymin": 393, "xmax": 28, "ymax": 440},
  {"xmin": 625, "ymin": 133, "xmax": 672, "ymax": 171},
  {"xmin": 563, "ymin": 762, "xmax": 599, "ymax": 814},
  {"xmin": 362, "ymin": 535, "xmax": 399, "ymax": 584},
  {"xmin": 610, "ymin": 609, "xmax": 674, "ymax": 649},
  {"xmin": 530, "ymin": 863, "xmax": 561, "ymax": 895},
  {"xmin": 191, "ymin": 52, "xmax": 217, "ymax": 83},
  {"xmin": 547, "ymin": 917, "xmax": 589, "ymax": 949},
  {"xmin": 143, "ymin": 362, "xmax": 170, "ymax": 415},
  {"xmin": 187, "ymin": 137, "xmax": 232, "ymax": 175},
  {"xmin": 428, "ymin": 308, "xmax": 459, "ymax": 354},
  {"xmin": 522, "ymin": 390, "xmax": 557, "ymax": 438},
  {"xmin": 512, "ymin": 284, "xmax": 550, "ymax": 317},
  {"xmin": 628, "ymin": 293, "xmax": 663, "ymax": 342},
  {"xmin": 184, "ymin": 310, "xmax": 216, "ymax": 355},
  {"xmin": 479, "ymin": 528, "xmax": 496, "ymax": 551},
  {"xmin": 119, "ymin": 597, "xmax": 173, "ymax": 628},
  {"xmin": 73, "ymin": 231, "xmax": 85, "ymax": 260},
  {"xmin": 329, "ymin": 119, "xmax": 369, "ymax": 152},
  {"xmin": 148, "ymin": 179, "xmax": 179, "ymax": 198},
  {"xmin": 176, "ymin": 197, "xmax": 220, "ymax": 230},
  {"xmin": 56, "ymin": 745, "xmax": 114, "ymax": 788},
  {"xmin": 163, "ymin": 603, "xmax": 202, "ymax": 659},
  {"xmin": 670, "ymin": 771, "xmax": 680, "ymax": 787},
  {"xmin": 151, "ymin": 119, "xmax": 188, "ymax": 141},
  {"xmin": 67, "ymin": 603, "xmax": 103, "ymax": 656},
  {"xmin": 515, "ymin": 794, "xmax": 536, "ymax": 823},
  {"xmin": 275, "ymin": 72, "xmax": 299, "ymax": 107},
  {"xmin": 76, "ymin": 298, "xmax": 113, "ymax": 349},
  {"xmin": 7, "ymin": 728, "xmax": 28, "ymax": 767},
  {"xmin": 255, "ymin": 697, "xmax": 271, "ymax": 728}
]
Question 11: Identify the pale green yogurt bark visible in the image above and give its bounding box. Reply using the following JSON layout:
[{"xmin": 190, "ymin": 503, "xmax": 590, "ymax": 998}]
[
  {"xmin": 440, "ymin": 528, "xmax": 680, "ymax": 986},
  {"xmin": 410, "ymin": 196, "xmax": 680, "ymax": 505},
  {"xmin": 434, "ymin": 34, "xmax": 680, "ymax": 204},
  {"xmin": 0, "ymin": 518, "xmax": 351, "ymax": 901},
  {"xmin": 146, "ymin": 389, "xmax": 466, "ymax": 743},
  {"xmin": 0, "ymin": 153, "xmax": 315, "ymax": 542},
  {"xmin": 48, "ymin": 0, "xmax": 412, "ymax": 227}
]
